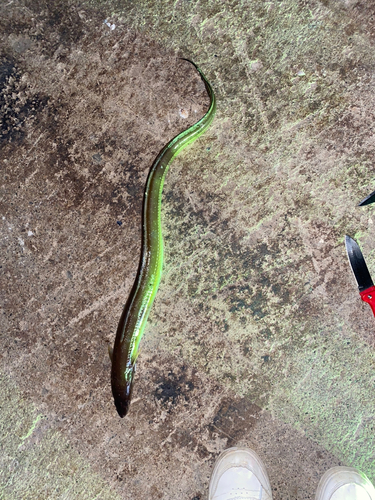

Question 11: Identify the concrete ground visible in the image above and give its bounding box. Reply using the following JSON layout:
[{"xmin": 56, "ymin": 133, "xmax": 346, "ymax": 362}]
[{"xmin": 1, "ymin": 0, "xmax": 375, "ymax": 498}]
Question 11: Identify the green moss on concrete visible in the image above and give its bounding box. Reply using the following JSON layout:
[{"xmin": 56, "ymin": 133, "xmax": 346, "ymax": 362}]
[{"xmin": 0, "ymin": 373, "xmax": 120, "ymax": 500}]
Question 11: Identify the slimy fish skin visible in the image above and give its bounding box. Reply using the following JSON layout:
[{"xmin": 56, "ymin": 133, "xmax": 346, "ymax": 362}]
[{"xmin": 110, "ymin": 60, "xmax": 216, "ymax": 417}]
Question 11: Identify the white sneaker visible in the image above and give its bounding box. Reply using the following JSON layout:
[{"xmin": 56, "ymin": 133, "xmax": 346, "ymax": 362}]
[
  {"xmin": 208, "ymin": 447, "xmax": 273, "ymax": 500},
  {"xmin": 315, "ymin": 466, "xmax": 375, "ymax": 500}
]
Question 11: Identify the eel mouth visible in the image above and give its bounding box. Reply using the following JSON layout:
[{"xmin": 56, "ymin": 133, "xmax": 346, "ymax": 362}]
[
  {"xmin": 114, "ymin": 396, "xmax": 131, "ymax": 418},
  {"xmin": 111, "ymin": 374, "xmax": 134, "ymax": 418}
]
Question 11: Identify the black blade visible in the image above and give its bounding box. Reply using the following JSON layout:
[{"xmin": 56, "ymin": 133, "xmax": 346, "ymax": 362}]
[
  {"xmin": 345, "ymin": 235, "xmax": 374, "ymax": 292},
  {"xmin": 358, "ymin": 189, "xmax": 375, "ymax": 206}
]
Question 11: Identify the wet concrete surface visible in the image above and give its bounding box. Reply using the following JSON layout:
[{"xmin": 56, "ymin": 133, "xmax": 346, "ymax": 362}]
[{"xmin": 1, "ymin": 0, "xmax": 375, "ymax": 498}]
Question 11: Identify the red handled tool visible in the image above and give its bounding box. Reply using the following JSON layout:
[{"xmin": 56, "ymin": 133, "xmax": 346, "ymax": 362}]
[{"xmin": 345, "ymin": 235, "xmax": 375, "ymax": 317}]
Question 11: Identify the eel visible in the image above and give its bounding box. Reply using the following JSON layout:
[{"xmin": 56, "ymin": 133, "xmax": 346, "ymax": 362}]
[{"xmin": 110, "ymin": 59, "xmax": 216, "ymax": 417}]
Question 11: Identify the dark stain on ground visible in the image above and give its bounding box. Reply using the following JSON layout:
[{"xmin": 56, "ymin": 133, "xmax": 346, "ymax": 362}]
[
  {"xmin": 154, "ymin": 366, "xmax": 195, "ymax": 406},
  {"xmin": 141, "ymin": 355, "xmax": 261, "ymax": 462},
  {"xmin": 209, "ymin": 397, "xmax": 261, "ymax": 448},
  {"xmin": 0, "ymin": 56, "xmax": 48, "ymax": 144}
]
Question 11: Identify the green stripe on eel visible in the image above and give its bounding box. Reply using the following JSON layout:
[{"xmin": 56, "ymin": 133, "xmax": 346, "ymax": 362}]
[{"xmin": 111, "ymin": 59, "xmax": 216, "ymax": 417}]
